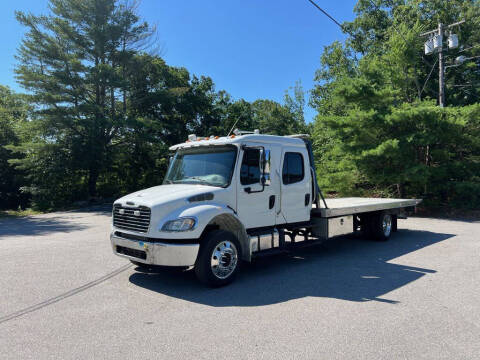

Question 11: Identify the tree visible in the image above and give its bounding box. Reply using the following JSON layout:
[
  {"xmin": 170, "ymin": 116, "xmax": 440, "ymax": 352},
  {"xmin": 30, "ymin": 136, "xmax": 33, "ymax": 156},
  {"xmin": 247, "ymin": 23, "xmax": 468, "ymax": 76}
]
[
  {"xmin": 284, "ymin": 80, "xmax": 307, "ymax": 130},
  {"xmin": 222, "ymin": 99, "xmax": 255, "ymax": 135},
  {"xmin": 342, "ymin": 0, "xmax": 480, "ymax": 105},
  {"xmin": 14, "ymin": 0, "xmax": 155, "ymax": 199},
  {"xmin": 0, "ymin": 86, "xmax": 30, "ymax": 209},
  {"xmin": 311, "ymin": 0, "xmax": 480, "ymax": 208},
  {"xmin": 115, "ymin": 54, "xmax": 228, "ymax": 193}
]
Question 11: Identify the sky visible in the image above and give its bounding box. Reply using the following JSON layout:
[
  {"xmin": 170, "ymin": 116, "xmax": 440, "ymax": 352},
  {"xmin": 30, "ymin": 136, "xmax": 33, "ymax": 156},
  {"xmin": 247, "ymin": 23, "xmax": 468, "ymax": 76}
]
[{"xmin": 0, "ymin": 0, "xmax": 358, "ymax": 122}]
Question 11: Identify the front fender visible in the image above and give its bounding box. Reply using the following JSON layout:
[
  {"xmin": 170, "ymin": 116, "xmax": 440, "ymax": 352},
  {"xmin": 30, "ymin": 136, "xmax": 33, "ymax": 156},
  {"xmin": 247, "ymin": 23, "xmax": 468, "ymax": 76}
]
[
  {"xmin": 157, "ymin": 203, "xmax": 250, "ymax": 261},
  {"xmin": 157, "ymin": 203, "xmax": 237, "ymax": 239}
]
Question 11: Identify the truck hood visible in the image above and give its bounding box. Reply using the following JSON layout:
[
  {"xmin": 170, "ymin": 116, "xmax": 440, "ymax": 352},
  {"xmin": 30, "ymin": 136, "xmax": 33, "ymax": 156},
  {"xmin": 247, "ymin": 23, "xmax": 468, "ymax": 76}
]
[{"xmin": 114, "ymin": 184, "xmax": 222, "ymax": 208}]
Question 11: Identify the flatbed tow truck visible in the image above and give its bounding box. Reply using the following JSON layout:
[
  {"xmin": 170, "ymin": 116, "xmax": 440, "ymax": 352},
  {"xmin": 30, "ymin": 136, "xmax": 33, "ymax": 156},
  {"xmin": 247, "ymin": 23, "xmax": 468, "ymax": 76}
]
[{"xmin": 110, "ymin": 131, "xmax": 421, "ymax": 286}]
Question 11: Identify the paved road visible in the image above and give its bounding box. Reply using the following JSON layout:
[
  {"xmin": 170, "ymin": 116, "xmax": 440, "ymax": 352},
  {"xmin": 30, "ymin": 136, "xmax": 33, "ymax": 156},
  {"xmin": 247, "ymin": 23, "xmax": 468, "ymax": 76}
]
[{"xmin": 0, "ymin": 208, "xmax": 479, "ymax": 359}]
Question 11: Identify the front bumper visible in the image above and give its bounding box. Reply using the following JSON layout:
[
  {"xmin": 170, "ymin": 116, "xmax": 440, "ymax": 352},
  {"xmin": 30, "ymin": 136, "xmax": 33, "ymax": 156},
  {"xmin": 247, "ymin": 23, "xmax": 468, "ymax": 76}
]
[{"xmin": 110, "ymin": 233, "xmax": 200, "ymax": 266}]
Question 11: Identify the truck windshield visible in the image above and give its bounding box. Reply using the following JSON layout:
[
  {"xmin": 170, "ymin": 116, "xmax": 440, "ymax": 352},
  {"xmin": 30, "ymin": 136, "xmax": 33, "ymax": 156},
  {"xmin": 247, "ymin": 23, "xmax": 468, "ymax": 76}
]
[{"xmin": 164, "ymin": 146, "xmax": 237, "ymax": 187}]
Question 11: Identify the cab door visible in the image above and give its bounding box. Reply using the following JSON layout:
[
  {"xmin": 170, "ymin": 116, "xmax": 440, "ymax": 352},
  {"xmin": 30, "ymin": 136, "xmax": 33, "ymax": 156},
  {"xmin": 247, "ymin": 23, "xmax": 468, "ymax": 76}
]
[
  {"xmin": 235, "ymin": 143, "xmax": 277, "ymax": 229},
  {"xmin": 279, "ymin": 148, "xmax": 311, "ymax": 224}
]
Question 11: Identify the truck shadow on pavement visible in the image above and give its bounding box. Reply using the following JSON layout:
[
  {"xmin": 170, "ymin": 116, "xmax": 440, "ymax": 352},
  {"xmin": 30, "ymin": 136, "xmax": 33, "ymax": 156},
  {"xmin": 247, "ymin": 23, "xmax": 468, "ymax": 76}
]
[{"xmin": 129, "ymin": 229, "xmax": 453, "ymax": 306}]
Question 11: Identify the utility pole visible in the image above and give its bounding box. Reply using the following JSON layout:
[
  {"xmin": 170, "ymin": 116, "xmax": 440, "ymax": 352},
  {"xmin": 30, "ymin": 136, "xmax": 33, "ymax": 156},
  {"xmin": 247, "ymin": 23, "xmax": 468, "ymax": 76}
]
[
  {"xmin": 438, "ymin": 23, "xmax": 445, "ymax": 107},
  {"xmin": 421, "ymin": 20, "xmax": 465, "ymax": 107}
]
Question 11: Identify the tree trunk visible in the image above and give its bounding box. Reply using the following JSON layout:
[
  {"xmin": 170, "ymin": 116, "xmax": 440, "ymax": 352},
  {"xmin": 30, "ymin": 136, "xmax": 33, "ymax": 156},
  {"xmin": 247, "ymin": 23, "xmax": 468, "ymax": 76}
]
[{"xmin": 88, "ymin": 165, "xmax": 99, "ymax": 198}]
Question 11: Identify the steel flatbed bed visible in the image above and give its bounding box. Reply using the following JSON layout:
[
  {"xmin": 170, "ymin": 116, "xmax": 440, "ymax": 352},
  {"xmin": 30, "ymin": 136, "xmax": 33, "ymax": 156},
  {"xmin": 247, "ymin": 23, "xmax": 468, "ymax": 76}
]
[{"xmin": 311, "ymin": 197, "xmax": 422, "ymax": 218}]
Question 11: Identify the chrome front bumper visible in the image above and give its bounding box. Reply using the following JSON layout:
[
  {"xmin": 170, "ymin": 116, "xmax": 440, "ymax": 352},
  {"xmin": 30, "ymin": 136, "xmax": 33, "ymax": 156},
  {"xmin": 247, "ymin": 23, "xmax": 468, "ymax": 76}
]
[{"xmin": 110, "ymin": 233, "xmax": 200, "ymax": 267}]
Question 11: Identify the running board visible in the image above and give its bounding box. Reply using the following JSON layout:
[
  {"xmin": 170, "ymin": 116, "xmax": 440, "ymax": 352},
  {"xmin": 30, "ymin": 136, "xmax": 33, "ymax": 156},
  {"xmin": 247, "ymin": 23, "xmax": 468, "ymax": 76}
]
[{"xmin": 252, "ymin": 238, "xmax": 325, "ymax": 258}]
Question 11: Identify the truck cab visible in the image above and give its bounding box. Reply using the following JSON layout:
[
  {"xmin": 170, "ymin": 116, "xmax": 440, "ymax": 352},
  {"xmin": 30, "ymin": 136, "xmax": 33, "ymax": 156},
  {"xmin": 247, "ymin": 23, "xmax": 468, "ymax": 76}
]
[{"xmin": 110, "ymin": 131, "xmax": 421, "ymax": 286}]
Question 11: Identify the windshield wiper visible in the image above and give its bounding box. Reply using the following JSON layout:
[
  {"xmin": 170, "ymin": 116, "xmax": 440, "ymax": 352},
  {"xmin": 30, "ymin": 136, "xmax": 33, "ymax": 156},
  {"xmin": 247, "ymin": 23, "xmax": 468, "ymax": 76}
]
[
  {"xmin": 186, "ymin": 176, "xmax": 207, "ymax": 182},
  {"xmin": 166, "ymin": 177, "xmax": 221, "ymax": 187},
  {"xmin": 182, "ymin": 177, "xmax": 220, "ymax": 187}
]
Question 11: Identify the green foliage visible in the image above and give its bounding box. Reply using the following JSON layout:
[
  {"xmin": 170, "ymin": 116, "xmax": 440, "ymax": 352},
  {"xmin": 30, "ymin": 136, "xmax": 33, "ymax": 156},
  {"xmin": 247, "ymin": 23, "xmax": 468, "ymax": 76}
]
[
  {"xmin": 2, "ymin": 0, "xmax": 307, "ymax": 210},
  {"xmin": 0, "ymin": 86, "xmax": 30, "ymax": 209},
  {"xmin": 4, "ymin": 0, "xmax": 476, "ymax": 213},
  {"xmin": 342, "ymin": 0, "xmax": 480, "ymax": 105},
  {"xmin": 312, "ymin": 119, "xmax": 361, "ymax": 196},
  {"xmin": 251, "ymin": 100, "xmax": 299, "ymax": 136},
  {"xmin": 312, "ymin": 0, "xmax": 480, "ymax": 209},
  {"xmin": 9, "ymin": 142, "xmax": 86, "ymax": 210},
  {"xmin": 14, "ymin": 0, "xmax": 156, "ymax": 204},
  {"xmin": 0, "ymin": 208, "xmax": 43, "ymax": 218}
]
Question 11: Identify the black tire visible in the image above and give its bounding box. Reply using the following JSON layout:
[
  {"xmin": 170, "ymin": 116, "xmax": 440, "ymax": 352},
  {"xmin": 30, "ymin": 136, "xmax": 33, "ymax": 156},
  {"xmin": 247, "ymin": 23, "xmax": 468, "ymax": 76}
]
[
  {"xmin": 194, "ymin": 230, "xmax": 242, "ymax": 287},
  {"xmin": 370, "ymin": 211, "xmax": 393, "ymax": 241},
  {"xmin": 392, "ymin": 215, "xmax": 398, "ymax": 232}
]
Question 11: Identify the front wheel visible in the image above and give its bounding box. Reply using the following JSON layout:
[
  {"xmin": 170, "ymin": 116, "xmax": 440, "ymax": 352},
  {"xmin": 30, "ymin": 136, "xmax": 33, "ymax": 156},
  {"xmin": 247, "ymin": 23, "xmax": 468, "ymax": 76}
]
[{"xmin": 195, "ymin": 230, "xmax": 241, "ymax": 287}]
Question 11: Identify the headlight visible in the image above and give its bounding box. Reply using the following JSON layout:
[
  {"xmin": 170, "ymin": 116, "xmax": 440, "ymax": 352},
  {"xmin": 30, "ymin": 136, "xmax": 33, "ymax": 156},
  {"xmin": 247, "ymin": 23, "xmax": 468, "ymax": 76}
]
[{"xmin": 161, "ymin": 217, "xmax": 197, "ymax": 232}]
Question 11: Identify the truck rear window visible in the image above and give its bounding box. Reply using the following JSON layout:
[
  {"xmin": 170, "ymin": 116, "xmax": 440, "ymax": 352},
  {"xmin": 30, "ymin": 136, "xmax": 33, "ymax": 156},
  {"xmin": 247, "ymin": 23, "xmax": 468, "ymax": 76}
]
[{"xmin": 282, "ymin": 152, "xmax": 304, "ymax": 185}]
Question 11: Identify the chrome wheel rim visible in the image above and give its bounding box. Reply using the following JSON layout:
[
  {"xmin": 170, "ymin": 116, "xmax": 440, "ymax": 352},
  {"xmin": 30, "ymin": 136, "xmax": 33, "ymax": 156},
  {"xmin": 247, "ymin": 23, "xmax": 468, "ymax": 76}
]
[
  {"xmin": 382, "ymin": 215, "xmax": 392, "ymax": 237},
  {"xmin": 210, "ymin": 241, "xmax": 238, "ymax": 279}
]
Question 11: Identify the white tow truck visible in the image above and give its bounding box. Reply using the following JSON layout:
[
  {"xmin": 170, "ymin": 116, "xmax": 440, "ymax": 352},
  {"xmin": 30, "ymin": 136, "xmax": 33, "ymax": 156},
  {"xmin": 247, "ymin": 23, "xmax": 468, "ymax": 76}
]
[{"xmin": 110, "ymin": 131, "xmax": 421, "ymax": 286}]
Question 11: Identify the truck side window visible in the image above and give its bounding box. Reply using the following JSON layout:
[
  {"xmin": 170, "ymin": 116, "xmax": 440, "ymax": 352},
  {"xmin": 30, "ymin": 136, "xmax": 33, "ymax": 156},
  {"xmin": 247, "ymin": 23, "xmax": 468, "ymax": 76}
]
[
  {"xmin": 240, "ymin": 148, "xmax": 261, "ymax": 185},
  {"xmin": 282, "ymin": 152, "xmax": 304, "ymax": 185}
]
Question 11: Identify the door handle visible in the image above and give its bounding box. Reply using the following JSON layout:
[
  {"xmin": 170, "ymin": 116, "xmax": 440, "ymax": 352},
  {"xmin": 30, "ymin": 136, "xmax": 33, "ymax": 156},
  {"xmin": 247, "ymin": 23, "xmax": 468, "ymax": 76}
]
[
  {"xmin": 305, "ymin": 193, "xmax": 310, "ymax": 206},
  {"xmin": 269, "ymin": 195, "xmax": 275, "ymax": 209}
]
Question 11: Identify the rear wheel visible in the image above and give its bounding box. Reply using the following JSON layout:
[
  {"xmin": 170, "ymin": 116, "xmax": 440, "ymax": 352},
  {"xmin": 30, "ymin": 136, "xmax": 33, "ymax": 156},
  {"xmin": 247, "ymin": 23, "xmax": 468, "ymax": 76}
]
[
  {"xmin": 195, "ymin": 230, "xmax": 241, "ymax": 287},
  {"xmin": 370, "ymin": 212, "xmax": 393, "ymax": 241}
]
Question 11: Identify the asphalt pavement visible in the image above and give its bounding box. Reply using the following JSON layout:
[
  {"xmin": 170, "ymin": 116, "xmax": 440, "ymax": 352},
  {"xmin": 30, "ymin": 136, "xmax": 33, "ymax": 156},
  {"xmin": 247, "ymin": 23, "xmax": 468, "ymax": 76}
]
[{"xmin": 0, "ymin": 208, "xmax": 479, "ymax": 359}]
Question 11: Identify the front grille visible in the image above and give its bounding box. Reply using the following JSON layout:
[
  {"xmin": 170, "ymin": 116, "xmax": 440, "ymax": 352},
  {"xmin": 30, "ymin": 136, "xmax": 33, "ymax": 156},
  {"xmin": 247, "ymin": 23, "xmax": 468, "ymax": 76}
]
[
  {"xmin": 113, "ymin": 204, "xmax": 151, "ymax": 233},
  {"xmin": 116, "ymin": 245, "xmax": 147, "ymax": 260}
]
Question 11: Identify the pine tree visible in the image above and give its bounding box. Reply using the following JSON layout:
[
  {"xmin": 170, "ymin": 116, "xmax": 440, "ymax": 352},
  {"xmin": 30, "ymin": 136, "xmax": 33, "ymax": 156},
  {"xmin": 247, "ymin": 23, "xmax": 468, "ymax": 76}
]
[
  {"xmin": 0, "ymin": 86, "xmax": 30, "ymax": 209},
  {"xmin": 14, "ymin": 0, "xmax": 155, "ymax": 198}
]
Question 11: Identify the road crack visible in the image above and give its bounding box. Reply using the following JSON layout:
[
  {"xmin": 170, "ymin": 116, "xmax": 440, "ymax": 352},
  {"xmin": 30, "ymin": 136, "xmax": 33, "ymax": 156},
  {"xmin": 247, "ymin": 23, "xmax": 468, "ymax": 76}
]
[{"xmin": 0, "ymin": 263, "xmax": 132, "ymax": 325}]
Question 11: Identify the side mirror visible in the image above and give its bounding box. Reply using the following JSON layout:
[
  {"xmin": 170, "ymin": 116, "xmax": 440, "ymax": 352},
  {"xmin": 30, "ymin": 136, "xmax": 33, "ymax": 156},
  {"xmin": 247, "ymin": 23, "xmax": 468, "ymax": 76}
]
[{"xmin": 261, "ymin": 149, "xmax": 271, "ymax": 186}]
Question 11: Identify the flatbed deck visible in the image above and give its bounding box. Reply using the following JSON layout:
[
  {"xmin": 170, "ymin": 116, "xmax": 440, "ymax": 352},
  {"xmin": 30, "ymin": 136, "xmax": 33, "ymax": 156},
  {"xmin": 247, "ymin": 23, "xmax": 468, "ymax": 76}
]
[{"xmin": 312, "ymin": 197, "xmax": 422, "ymax": 218}]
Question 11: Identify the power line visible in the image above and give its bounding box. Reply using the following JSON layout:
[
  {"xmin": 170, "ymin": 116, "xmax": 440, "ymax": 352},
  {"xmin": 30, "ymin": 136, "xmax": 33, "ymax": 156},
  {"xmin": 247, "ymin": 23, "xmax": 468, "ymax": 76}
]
[
  {"xmin": 365, "ymin": 0, "xmax": 435, "ymax": 67},
  {"xmin": 420, "ymin": 58, "xmax": 438, "ymax": 96},
  {"xmin": 306, "ymin": 0, "xmax": 344, "ymax": 30},
  {"xmin": 365, "ymin": 0, "xmax": 446, "ymax": 99}
]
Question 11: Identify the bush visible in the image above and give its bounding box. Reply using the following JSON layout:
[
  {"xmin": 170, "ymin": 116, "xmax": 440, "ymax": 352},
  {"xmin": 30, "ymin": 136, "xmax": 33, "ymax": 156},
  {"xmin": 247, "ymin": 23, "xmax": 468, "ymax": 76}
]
[{"xmin": 313, "ymin": 103, "xmax": 480, "ymax": 210}]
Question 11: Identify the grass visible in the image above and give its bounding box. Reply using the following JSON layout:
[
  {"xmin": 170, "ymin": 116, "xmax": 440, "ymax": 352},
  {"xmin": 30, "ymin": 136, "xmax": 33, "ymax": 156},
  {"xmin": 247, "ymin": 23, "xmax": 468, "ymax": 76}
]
[
  {"xmin": 0, "ymin": 208, "xmax": 44, "ymax": 218},
  {"xmin": 0, "ymin": 200, "xmax": 113, "ymax": 218}
]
